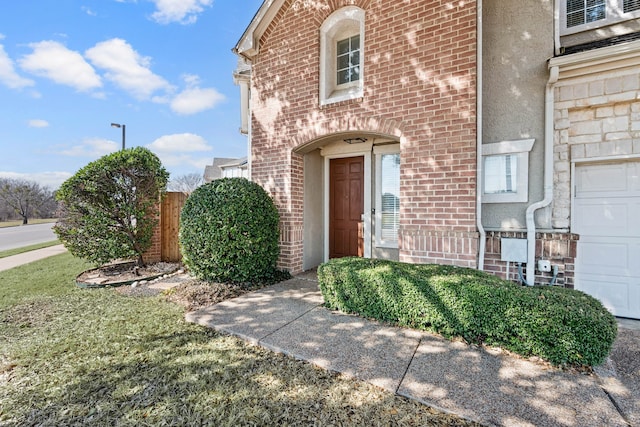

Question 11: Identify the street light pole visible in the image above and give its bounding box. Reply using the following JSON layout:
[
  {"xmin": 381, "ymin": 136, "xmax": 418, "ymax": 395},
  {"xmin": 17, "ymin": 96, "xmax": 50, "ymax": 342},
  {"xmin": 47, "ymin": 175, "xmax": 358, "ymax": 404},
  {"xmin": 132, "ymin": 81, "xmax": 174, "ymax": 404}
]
[{"xmin": 110, "ymin": 123, "xmax": 126, "ymax": 150}]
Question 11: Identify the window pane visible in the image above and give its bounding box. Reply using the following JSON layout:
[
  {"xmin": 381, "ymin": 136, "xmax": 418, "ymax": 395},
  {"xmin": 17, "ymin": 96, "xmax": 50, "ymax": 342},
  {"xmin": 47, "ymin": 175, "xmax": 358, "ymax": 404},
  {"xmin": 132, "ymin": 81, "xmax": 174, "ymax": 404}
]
[
  {"xmin": 337, "ymin": 69, "xmax": 350, "ymax": 85},
  {"xmin": 351, "ymin": 66, "xmax": 360, "ymax": 81},
  {"xmin": 351, "ymin": 50, "xmax": 360, "ymax": 66},
  {"xmin": 336, "ymin": 36, "xmax": 361, "ymax": 85},
  {"xmin": 567, "ymin": 11, "xmax": 585, "ymax": 27},
  {"xmin": 587, "ymin": 3, "xmax": 605, "ymax": 22},
  {"xmin": 625, "ymin": 0, "xmax": 640, "ymax": 12},
  {"xmin": 484, "ymin": 155, "xmax": 517, "ymax": 194},
  {"xmin": 380, "ymin": 153, "xmax": 400, "ymax": 243},
  {"xmin": 566, "ymin": 0, "xmax": 606, "ymax": 27},
  {"xmin": 337, "ymin": 53, "xmax": 350, "ymax": 70},
  {"xmin": 567, "ymin": 0, "xmax": 583, "ymax": 12},
  {"xmin": 337, "ymin": 39, "xmax": 350, "ymax": 55}
]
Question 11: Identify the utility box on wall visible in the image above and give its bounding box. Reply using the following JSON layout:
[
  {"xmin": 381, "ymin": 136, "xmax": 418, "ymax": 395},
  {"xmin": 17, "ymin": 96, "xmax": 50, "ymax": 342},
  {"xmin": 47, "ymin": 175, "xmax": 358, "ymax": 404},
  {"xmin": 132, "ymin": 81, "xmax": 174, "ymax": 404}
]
[{"xmin": 500, "ymin": 238, "xmax": 528, "ymax": 264}]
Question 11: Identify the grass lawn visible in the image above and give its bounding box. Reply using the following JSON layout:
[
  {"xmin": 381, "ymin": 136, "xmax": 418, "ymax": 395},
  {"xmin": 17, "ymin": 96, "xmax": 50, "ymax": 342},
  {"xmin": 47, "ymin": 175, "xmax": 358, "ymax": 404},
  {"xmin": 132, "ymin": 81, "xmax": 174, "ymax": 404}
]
[
  {"xmin": 0, "ymin": 240, "xmax": 60, "ymax": 259},
  {"xmin": 0, "ymin": 253, "xmax": 476, "ymax": 426},
  {"xmin": 0, "ymin": 218, "xmax": 58, "ymax": 228}
]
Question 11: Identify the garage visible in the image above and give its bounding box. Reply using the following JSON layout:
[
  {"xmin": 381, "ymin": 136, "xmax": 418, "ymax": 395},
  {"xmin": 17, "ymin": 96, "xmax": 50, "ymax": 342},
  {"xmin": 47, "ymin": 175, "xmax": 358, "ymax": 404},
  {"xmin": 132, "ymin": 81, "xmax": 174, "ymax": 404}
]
[{"xmin": 573, "ymin": 161, "xmax": 640, "ymax": 319}]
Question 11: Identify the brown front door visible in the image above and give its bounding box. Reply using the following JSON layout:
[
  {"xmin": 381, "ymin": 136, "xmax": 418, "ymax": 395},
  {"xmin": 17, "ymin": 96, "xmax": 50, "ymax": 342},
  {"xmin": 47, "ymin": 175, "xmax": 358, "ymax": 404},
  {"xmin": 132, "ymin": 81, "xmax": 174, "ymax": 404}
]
[{"xmin": 330, "ymin": 156, "xmax": 364, "ymax": 258}]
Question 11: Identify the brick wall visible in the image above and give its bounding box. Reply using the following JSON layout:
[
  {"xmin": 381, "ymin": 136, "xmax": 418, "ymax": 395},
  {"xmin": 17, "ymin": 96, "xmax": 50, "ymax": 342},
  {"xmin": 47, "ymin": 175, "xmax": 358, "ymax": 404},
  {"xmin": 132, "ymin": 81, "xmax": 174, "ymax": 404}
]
[
  {"xmin": 249, "ymin": 0, "xmax": 478, "ymax": 273},
  {"xmin": 143, "ymin": 209, "xmax": 162, "ymax": 264},
  {"xmin": 484, "ymin": 231, "xmax": 579, "ymax": 287}
]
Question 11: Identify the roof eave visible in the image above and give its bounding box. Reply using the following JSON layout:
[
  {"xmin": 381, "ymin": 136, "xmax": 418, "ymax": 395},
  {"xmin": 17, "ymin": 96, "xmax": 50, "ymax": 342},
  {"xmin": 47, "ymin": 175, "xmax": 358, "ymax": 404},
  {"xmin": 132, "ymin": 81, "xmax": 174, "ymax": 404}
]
[{"xmin": 233, "ymin": 0, "xmax": 286, "ymax": 59}]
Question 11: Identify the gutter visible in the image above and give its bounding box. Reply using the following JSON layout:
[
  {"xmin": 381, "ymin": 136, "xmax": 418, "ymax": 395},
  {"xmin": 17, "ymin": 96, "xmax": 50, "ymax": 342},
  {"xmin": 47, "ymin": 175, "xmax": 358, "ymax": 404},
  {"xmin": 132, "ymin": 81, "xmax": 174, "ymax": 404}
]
[
  {"xmin": 231, "ymin": 48, "xmax": 253, "ymax": 179},
  {"xmin": 476, "ymin": 0, "xmax": 486, "ymax": 270},
  {"xmin": 524, "ymin": 65, "xmax": 559, "ymax": 285},
  {"xmin": 554, "ymin": 0, "xmax": 561, "ymax": 56}
]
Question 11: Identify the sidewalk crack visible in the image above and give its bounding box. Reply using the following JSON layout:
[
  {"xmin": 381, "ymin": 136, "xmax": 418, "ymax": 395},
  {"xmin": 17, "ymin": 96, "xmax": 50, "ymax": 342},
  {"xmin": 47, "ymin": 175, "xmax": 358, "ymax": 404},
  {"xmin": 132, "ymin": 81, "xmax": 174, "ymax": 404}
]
[
  {"xmin": 396, "ymin": 336, "xmax": 422, "ymax": 395},
  {"xmin": 600, "ymin": 386, "xmax": 632, "ymax": 427},
  {"xmin": 259, "ymin": 302, "xmax": 323, "ymax": 343}
]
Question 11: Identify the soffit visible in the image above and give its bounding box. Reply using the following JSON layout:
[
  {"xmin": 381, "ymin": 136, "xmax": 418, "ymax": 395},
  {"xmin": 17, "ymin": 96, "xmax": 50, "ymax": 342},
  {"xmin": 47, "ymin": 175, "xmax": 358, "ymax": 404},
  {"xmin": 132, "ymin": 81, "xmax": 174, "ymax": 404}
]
[
  {"xmin": 549, "ymin": 39, "xmax": 640, "ymax": 80},
  {"xmin": 234, "ymin": 0, "xmax": 287, "ymax": 59}
]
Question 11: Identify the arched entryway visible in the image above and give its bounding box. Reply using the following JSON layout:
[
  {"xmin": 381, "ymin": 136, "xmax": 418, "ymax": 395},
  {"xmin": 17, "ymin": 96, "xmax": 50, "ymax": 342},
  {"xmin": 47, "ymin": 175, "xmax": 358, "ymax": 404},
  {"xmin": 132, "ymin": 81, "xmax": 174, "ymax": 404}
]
[{"xmin": 294, "ymin": 132, "xmax": 401, "ymax": 270}]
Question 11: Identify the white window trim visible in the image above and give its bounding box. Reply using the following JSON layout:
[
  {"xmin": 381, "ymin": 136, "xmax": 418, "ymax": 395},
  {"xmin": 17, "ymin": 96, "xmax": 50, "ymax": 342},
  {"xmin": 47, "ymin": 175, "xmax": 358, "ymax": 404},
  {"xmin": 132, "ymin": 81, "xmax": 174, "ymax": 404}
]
[
  {"xmin": 482, "ymin": 139, "xmax": 534, "ymax": 204},
  {"xmin": 560, "ymin": 0, "xmax": 640, "ymax": 35},
  {"xmin": 319, "ymin": 6, "xmax": 365, "ymax": 106},
  {"xmin": 374, "ymin": 144, "xmax": 400, "ymax": 248}
]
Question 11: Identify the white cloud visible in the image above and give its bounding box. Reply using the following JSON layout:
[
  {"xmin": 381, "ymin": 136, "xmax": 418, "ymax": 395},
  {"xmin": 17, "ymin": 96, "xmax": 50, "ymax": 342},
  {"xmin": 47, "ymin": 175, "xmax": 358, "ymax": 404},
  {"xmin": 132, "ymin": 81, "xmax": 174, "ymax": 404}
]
[
  {"xmin": 28, "ymin": 119, "xmax": 50, "ymax": 128},
  {"xmin": 171, "ymin": 87, "xmax": 225, "ymax": 115},
  {"xmin": 147, "ymin": 133, "xmax": 212, "ymax": 153},
  {"xmin": 150, "ymin": 0, "xmax": 213, "ymax": 24},
  {"xmin": 19, "ymin": 41, "xmax": 102, "ymax": 92},
  {"xmin": 60, "ymin": 138, "xmax": 118, "ymax": 157},
  {"xmin": 0, "ymin": 171, "xmax": 72, "ymax": 190},
  {"xmin": 85, "ymin": 38, "xmax": 171, "ymax": 100},
  {"xmin": 0, "ymin": 44, "xmax": 35, "ymax": 89},
  {"xmin": 158, "ymin": 153, "xmax": 213, "ymax": 169},
  {"xmin": 147, "ymin": 134, "xmax": 213, "ymax": 172},
  {"xmin": 147, "ymin": 133, "xmax": 213, "ymax": 171},
  {"xmin": 82, "ymin": 6, "xmax": 97, "ymax": 16}
]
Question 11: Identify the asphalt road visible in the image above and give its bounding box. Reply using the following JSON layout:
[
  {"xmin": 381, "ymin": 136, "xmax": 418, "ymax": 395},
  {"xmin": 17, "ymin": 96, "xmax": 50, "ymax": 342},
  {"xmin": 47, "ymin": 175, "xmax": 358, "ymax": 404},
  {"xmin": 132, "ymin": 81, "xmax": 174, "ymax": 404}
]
[{"xmin": 0, "ymin": 223, "xmax": 58, "ymax": 251}]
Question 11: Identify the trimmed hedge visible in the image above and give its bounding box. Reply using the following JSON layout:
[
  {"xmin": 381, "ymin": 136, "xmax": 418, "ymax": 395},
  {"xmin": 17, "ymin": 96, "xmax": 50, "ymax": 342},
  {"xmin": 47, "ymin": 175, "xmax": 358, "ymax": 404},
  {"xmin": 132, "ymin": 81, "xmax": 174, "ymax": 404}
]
[
  {"xmin": 318, "ymin": 257, "xmax": 617, "ymax": 367},
  {"xmin": 179, "ymin": 178, "xmax": 281, "ymax": 284}
]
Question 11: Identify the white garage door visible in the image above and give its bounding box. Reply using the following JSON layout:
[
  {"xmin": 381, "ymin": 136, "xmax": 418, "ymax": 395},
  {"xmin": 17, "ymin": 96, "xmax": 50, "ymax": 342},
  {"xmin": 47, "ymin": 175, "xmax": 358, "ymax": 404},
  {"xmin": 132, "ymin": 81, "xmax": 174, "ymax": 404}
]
[{"xmin": 574, "ymin": 161, "xmax": 640, "ymax": 318}]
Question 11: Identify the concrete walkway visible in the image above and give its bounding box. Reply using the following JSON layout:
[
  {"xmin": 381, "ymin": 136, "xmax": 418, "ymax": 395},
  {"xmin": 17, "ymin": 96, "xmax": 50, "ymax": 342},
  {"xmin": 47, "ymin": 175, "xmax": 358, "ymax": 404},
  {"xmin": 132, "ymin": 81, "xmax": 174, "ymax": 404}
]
[
  {"xmin": 0, "ymin": 244, "xmax": 67, "ymax": 272},
  {"xmin": 187, "ymin": 273, "xmax": 637, "ymax": 427}
]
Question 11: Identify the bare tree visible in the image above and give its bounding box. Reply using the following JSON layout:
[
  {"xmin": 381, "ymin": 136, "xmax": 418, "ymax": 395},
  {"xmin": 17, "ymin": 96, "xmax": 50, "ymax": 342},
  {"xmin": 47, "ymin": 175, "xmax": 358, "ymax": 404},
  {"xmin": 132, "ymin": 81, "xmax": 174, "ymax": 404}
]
[
  {"xmin": 0, "ymin": 179, "xmax": 13, "ymax": 221},
  {"xmin": 0, "ymin": 178, "xmax": 54, "ymax": 224},
  {"xmin": 167, "ymin": 172, "xmax": 204, "ymax": 194}
]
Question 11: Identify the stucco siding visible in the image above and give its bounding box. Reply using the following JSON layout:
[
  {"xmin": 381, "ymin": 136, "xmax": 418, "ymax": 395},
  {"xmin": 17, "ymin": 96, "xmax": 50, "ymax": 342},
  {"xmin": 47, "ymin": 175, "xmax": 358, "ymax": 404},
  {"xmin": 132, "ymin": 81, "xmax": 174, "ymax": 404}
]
[{"xmin": 482, "ymin": 0, "xmax": 554, "ymax": 230}]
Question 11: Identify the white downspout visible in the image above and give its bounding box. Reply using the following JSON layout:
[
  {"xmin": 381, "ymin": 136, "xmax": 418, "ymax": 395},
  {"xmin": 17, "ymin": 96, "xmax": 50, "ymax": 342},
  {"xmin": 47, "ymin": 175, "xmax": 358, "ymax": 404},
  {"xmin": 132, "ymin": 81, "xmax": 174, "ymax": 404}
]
[
  {"xmin": 247, "ymin": 96, "xmax": 252, "ymax": 181},
  {"xmin": 554, "ymin": 0, "xmax": 561, "ymax": 56},
  {"xmin": 476, "ymin": 0, "xmax": 486, "ymax": 270},
  {"xmin": 232, "ymin": 49, "xmax": 252, "ymax": 180},
  {"xmin": 525, "ymin": 65, "xmax": 559, "ymax": 285}
]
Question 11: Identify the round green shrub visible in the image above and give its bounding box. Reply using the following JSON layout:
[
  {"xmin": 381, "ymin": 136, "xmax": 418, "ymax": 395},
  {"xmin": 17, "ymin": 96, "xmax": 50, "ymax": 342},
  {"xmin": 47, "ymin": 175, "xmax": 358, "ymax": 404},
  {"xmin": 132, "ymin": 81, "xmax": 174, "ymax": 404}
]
[
  {"xmin": 179, "ymin": 178, "xmax": 281, "ymax": 283},
  {"xmin": 54, "ymin": 147, "xmax": 169, "ymax": 267},
  {"xmin": 318, "ymin": 257, "xmax": 618, "ymax": 367}
]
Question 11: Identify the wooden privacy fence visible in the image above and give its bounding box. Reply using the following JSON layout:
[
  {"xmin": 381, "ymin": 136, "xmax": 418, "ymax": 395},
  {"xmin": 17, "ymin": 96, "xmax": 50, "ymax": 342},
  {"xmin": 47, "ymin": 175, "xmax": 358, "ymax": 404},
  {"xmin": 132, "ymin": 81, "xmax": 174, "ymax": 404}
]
[
  {"xmin": 145, "ymin": 192, "xmax": 187, "ymax": 263},
  {"xmin": 161, "ymin": 192, "xmax": 187, "ymax": 262}
]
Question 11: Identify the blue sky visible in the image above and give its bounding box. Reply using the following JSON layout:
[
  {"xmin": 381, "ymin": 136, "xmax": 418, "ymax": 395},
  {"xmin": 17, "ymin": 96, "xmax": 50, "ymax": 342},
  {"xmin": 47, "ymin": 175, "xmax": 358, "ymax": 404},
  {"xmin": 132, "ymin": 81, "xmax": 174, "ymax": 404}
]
[{"xmin": 0, "ymin": 0, "xmax": 263, "ymax": 189}]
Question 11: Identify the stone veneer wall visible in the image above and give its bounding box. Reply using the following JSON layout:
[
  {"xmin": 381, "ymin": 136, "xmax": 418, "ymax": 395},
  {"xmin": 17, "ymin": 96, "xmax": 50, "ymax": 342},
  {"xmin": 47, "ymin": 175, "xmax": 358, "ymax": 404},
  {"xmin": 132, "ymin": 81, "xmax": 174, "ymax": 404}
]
[{"xmin": 553, "ymin": 69, "xmax": 640, "ymax": 229}]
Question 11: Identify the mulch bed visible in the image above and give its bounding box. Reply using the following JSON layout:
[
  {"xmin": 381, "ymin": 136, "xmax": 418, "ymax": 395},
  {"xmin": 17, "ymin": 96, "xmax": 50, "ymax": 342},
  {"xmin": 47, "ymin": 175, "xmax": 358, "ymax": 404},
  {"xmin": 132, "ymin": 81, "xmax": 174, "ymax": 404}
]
[{"xmin": 76, "ymin": 261, "xmax": 181, "ymax": 288}]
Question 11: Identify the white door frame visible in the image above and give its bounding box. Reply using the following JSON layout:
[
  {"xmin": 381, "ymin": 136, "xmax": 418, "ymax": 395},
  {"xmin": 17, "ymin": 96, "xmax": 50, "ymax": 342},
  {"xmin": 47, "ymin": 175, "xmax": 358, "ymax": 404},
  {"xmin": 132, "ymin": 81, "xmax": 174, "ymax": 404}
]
[{"xmin": 321, "ymin": 142, "xmax": 372, "ymax": 262}]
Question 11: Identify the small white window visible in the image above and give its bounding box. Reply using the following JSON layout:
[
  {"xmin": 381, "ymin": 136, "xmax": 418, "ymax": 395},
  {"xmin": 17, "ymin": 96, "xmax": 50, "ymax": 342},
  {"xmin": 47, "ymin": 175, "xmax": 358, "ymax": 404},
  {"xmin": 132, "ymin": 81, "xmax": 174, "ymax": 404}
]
[
  {"xmin": 625, "ymin": 0, "xmax": 640, "ymax": 13},
  {"xmin": 566, "ymin": 0, "xmax": 606, "ymax": 28},
  {"xmin": 482, "ymin": 139, "xmax": 534, "ymax": 204},
  {"xmin": 375, "ymin": 145, "xmax": 400, "ymax": 248},
  {"xmin": 320, "ymin": 7, "xmax": 365, "ymax": 106},
  {"xmin": 561, "ymin": 0, "xmax": 640, "ymax": 35},
  {"xmin": 336, "ymin": 35, "xmax": 361, "ymax": 86},
  {"xmin": 484, "ymin": 155, "xmax": 517, "ymax": 194}
]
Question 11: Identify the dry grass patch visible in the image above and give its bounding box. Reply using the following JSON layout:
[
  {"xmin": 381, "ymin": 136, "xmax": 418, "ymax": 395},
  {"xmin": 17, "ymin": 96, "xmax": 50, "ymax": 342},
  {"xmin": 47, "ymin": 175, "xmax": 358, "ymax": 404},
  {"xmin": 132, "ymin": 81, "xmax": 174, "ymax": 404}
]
[
  {"xmin": 0, "ymin": 254, "xmax": 479, "ymax": 426},
  {"xmin": 164, "ymin": 279, "xmax": 247, "ymax": 311}
]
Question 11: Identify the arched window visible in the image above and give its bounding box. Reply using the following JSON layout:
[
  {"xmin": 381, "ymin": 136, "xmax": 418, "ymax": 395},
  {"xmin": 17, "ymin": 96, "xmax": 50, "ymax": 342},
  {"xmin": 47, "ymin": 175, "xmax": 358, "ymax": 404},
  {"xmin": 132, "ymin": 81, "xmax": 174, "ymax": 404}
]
[{"xmin": 319, "ymin": 6, "xmax": 365, "ymax": 105}]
